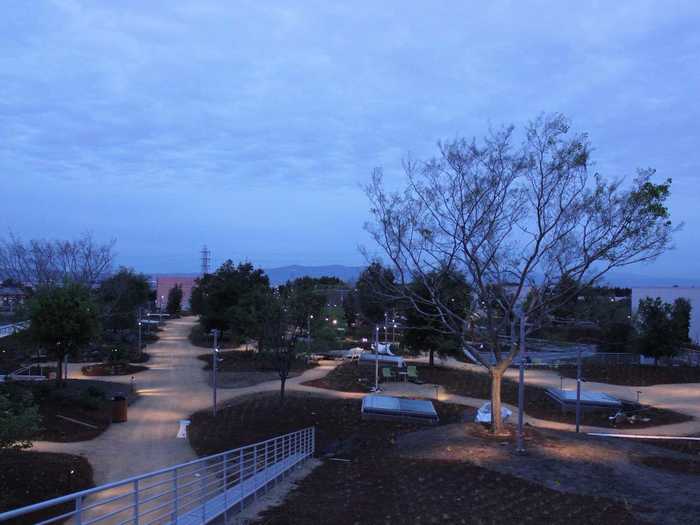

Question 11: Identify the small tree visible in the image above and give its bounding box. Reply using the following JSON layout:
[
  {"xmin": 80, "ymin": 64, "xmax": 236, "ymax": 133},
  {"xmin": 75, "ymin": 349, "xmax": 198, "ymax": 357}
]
[
  {"xmin": 671, "ymin": 297, "xmax": 692, "ymax": 344},
  {"xmin": 166, "ymin": 284, "xmax": 183, "ymax": 316},
  {"xmin": 98, "ymin": 267, "xmax": 151, "ymax": 331},
  {"xmin": 636, "ymin": 297, "xmax": 677, "ymax": 364},
  {"xmin": 0, "ymin": 387, "xmax": 42, "ymax": 450},
  {"xmin": 28, "ymin": 282, "xmax": 99, "ymax": 386},
  {"xmin": 262, "ymin": 291, "xmax": 299, "ymax": 404},
  {"xmin": 365, "ymin": 113, "xmax": 677, "ymax": 433}
]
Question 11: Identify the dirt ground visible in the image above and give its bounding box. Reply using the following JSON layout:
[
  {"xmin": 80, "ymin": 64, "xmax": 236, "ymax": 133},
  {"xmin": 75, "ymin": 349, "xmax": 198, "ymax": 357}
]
[
  {"xmin": 308, "ymin": 361, "xmax": 691, "ymax": 430},
  {"xmin": 0, "ymin": 451, "xmax": 94, "ymax": 525},
  {"xmin": 555, "ymin": 363, "xmax": 700, "ymax": 386},
  {"xmin": 81, "ymin": 362, "xmax": 148, "ymax": 376},
  {"xmin": 5, "ymin": 379, "xmax": 138, "ymax": 442},
  {"xmin": 395, "ymin": 423, "xmax": 700, "ymax": 525}
]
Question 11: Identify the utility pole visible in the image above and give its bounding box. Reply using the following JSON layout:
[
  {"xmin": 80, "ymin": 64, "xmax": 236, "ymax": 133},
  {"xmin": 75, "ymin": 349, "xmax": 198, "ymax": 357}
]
[
  {"xmin": 212, "ymin": 329, "xmax": 220, "ymax": 416},
  {"xmin": 516, "ymin": 314, "xmax": 527, "ymax": 454},
  {"xmin": 575, "ymin": 347, "xmax": 582, "ymax": 433},
  {"xmin": 307, "ymin": 314, "xmax": 313, "ymax": 352}
]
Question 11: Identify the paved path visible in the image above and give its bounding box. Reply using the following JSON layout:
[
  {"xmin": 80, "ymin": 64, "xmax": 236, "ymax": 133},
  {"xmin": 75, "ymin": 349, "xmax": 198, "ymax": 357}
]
[{"xmin": 33, "ymin": 317, "xmax": 343, "ymax": 485}]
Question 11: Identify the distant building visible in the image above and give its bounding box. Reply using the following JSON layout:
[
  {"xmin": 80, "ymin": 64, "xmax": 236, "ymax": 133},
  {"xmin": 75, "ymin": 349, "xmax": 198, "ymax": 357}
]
[{"xmin": 155, "ymin": 276, "xmax": 197, "ymax": 311}]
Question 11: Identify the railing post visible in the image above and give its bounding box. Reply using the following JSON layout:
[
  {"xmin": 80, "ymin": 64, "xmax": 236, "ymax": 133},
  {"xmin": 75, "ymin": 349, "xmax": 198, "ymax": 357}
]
[
  {"xmin": 75, "ymin": 495, "xmax": 82, "ymax": 525},
  {"xmin": 239, "ymin": 449, "xmax": 244, "ymax": 511},
  {"xmin": 253, "ymin": 447, "xmax": 258, "ymax": 502},
  {"xmin": 223, "ymin": 453, "xmax": 229, "ymax": 523},
  {"xmin": 172, "ymin": 468, "xmax": 178, "ymax": 522},
  {"xmin": 264, "ymin": 441, "xmax": 269, "ymax": 490},
  {"xmin": 133, "ymin": 479, "xmax": 140, "ymax": 525}
]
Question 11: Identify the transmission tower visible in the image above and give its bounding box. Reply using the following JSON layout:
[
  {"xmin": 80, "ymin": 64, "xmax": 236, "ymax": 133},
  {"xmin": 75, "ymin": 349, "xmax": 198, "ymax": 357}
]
[{"xmin": 200, "ymin": 245, "xmax": 211, "ymax": 275}]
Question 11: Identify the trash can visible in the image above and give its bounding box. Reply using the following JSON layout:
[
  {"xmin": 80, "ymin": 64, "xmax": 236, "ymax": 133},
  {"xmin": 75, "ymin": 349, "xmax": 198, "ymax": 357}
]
[{"xmin": 112, "ymin": 394, "xmax": 128, "ymax": 423}]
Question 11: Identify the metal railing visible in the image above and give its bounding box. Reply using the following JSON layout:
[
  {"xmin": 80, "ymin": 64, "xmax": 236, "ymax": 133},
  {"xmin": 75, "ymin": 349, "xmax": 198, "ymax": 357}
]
[
  {"xmin": 0, "ymin": 427, "xmax": 315, "ymax": 525},
  {"xmin": 0, "ymin": 320, "xmax": 30, "ymax": 338}
]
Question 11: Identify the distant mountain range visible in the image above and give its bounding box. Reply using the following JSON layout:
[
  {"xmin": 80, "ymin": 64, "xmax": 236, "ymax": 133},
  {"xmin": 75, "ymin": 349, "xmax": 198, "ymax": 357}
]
[{"xmin": 148, "ymin": 266, "xmax": 698, "ymax": 288}]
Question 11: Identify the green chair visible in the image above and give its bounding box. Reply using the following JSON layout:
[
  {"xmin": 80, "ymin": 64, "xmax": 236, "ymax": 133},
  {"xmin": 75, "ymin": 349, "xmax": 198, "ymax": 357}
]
[
  {"xmin": 407, "ymin": 365, "xmax": 424, "ymax": 384},
  {"xmin": 381, "ymin": 367, "xmax": 395, "ymax": 382}
]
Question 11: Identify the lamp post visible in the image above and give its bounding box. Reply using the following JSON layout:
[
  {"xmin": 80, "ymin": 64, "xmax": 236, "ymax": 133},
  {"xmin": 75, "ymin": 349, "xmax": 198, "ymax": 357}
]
[
  {"xmin": 211, "ymin": 329, "xmax": 220, "ymax": 416},
  {"xmin": 307, "ymin": 314, "xmax": 314, "ymax": 352},
  {"xmin": 137, "ymin": 308, "xmax": 142, "ymax": 360},
  {"xmin": 575, "ymin": 347, "xmax": 582, "ymax": 433},
  {"xmin": 516, "ymin": 313, "xmax": 527, "ymax": 454},
  {"xmin": 372, "ymin": 324, "xmax": 381, "ymax": 393}
]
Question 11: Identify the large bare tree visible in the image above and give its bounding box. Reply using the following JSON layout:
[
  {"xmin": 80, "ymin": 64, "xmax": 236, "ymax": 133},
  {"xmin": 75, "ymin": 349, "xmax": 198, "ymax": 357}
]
[
  {"xmin": 0, "ymin": 232, "xmax": 115, "ymax": 287},
  {"xmin": 365, "ymin": 114, "xmax": 677, "ymax": 433}
]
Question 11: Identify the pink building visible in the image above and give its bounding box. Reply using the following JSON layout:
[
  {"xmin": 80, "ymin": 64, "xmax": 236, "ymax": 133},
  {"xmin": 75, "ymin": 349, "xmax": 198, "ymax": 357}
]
[{"xmin": 155, "ymin": 275, "xmax": 197, "ymax": 310}]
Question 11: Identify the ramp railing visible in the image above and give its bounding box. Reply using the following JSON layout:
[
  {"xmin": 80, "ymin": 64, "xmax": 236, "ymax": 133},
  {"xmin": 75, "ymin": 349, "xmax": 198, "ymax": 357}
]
[{"xmin": 0, "ymin": 426, "xmax": 315, "ymax": 525}]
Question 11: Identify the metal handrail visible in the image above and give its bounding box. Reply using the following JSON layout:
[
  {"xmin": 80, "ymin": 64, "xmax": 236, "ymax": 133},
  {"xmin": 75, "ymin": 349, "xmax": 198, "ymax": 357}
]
[{"xmin": 0, "ymin": 426, "xmax": 315, "ymax": 524}]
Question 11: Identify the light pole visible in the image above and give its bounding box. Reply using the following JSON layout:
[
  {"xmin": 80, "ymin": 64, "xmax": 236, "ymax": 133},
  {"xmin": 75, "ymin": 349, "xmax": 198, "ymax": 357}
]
[
  {"xmin": 575, "ymin": 346, "xmax": 582, "ymax": 433},
  {"xmin": 307, "ymin": 314, "xmax": 314, "ymax": 352},
  {"xmin": 137, "ymin": 308, "xmax": 142, "ymax": 360},
  {"xmin": 372, "ymin": 324, "xmax": 381, "ymax": 393},
  {"xmin": 516, "ymin": 313, "xmax": 527, "ymax": 454},
  {"xmin": 211, "ymin": 329, "xmax": 220, "ymax": 416}
]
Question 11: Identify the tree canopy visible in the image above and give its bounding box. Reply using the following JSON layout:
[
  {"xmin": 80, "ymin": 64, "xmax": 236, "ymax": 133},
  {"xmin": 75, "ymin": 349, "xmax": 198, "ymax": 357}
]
[{"xmin": 98, "ymin": 267, "xmax": 151, "ymax": 330}]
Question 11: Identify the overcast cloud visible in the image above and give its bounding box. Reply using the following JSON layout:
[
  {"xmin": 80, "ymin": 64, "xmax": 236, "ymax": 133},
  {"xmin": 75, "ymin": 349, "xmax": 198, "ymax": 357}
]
[{"xmin": 1, "ymin": 1, "xmax": 698, "ymax": 276}]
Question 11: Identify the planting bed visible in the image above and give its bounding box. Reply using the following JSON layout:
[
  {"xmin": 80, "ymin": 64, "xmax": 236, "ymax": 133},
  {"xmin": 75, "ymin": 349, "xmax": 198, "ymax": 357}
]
[
  {"xmin": 81, "ymin": 362, "xmax": 148, "ymax": 376},
  {"xmin": 556, "ymin": 363, "xmax": 700, "ymax": 386},
  {"xmin": 309, "ymin": 362, "xmax": 690, "ymax": 429},
  {"xmin": 0, "ymin": 451, "xmax": 93, "ymax": 525},
  {"xmin": 197, "ymin": 350, "xmax": 317, "ymax": 374},
  {"xmin": 5, "ymin": 380, "xmax": 135, "ymax": 442},
  {"xmin": 188, "ymin": 393, "xmax": 471, "ymax": 457}
]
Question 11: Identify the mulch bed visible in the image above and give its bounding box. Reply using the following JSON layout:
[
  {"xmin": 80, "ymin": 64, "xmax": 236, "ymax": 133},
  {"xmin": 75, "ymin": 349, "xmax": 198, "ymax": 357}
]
[
  {"xmin": 188, "ymin": 393, "xmax": 471, "ymax": 458},
  {"xmin": 555, "ymin": 363, "xmax": 700, "ymax": 386},
  {"xmin": 307, "ymin": 362, "xmax": 690, "ymax": 429},
  {"xmin": 0, "ymin": 451, "xmax": 94, "ymax": 525},
  {"xmin": 255, "ymin": 456, "xmax": 639, "ymax": 525},
  {"xmin": 197, "ymin": 350, "xmax": 317, "ymax": 374},
  {"xmin": 81, "ymin": 362, "xmax": 148, "ymax": 376},
  {"xmin": 631, "ymin": 436, "xmax": 700, "ymax": 456},
  {"xmin": 8, "ymin": 380, "xmax": 135, "ymax": 442},
  {"xmin": 637, "ymin": 455, "xmax": 700, "ymax": 475},
  {"xmin": 303, "ymin": 360, "xmax": 375, "ymax": 392}
]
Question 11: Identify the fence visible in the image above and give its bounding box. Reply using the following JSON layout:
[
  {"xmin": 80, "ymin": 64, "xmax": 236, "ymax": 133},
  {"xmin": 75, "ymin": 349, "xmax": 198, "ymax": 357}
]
[
  {"xmin": 0, "ymin": 320, "xmax": 30, "ymax": 338},
  {"xmin": 0, "ymin": 427, "xmax": 315, "ymax": 525}
]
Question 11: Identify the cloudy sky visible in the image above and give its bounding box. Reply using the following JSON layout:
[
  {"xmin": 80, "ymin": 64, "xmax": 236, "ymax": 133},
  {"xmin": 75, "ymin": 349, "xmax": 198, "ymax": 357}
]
[{"xmin": 1, "ymin": 1, "xmax": 699, "ymax": 278}]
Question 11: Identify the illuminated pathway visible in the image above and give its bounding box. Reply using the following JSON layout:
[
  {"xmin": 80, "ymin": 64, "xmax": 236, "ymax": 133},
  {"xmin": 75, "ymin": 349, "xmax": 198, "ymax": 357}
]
[{"xmin": 32, "ymin": 317, "xmax": 340, "ymax": 485}]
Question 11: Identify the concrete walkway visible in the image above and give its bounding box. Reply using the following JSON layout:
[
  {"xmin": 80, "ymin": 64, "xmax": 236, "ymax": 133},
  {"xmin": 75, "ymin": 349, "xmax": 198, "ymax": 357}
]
[{"xmin": 33, "ymin": 317, "xmax": 344, "ymax": 485}]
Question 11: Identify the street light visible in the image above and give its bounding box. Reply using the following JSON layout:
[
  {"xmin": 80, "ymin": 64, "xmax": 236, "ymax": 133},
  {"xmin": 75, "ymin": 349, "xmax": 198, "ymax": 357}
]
[
  {"xmin": 211, "ymin": 329, "xmax": 220, "ymax": 416},
  {"xmin": 308, "ymin": 314, "xmax": 314, "ymax": 352},
  {"xmin": 371, "ymin": 324, "xmax": 381, "ymax": 393},
  {"xmin": 137, "ymin": 307, "xmax": 142, "ymax": 360}
]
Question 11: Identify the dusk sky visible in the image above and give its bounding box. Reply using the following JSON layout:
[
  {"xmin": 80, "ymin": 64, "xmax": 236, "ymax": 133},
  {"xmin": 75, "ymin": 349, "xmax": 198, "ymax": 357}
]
[{"xmin": 1, "ymin": 2, "xmax": 699, "ymax": 279}]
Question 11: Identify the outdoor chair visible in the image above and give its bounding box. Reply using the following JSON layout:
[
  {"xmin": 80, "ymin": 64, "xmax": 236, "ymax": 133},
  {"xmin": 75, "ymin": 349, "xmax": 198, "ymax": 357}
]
[
  {"xmin": 407, "ymin": 365, "xmax": 424, "ymax": 384},
  {"xmin": 381, "ymin": 367, "xmax": 396, "ymax": 382}
]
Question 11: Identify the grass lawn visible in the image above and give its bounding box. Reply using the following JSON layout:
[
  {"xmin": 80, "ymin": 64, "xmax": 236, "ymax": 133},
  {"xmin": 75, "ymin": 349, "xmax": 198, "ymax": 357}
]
[
  {"xmin": 555, "ymin": 363, "xmax": 700, "ymax": 386},
  {"xmin": 305, "ymin": 361, "xmax": 691, "ymax": 429},
  {"xmin": 0, "ymin": 451, "xmax": 93, "ymax": 525}
]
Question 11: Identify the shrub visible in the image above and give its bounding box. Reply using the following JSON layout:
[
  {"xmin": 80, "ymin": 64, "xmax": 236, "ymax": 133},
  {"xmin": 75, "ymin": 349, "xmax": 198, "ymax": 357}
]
[{"xmin": 0, "ymin": 386, "xmax": 42, "ymax": 450}]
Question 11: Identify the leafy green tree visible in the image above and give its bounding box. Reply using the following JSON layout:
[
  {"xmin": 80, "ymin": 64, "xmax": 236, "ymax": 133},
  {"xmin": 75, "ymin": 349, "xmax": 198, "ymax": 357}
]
[
  {"xmin": 166, "ymin": 284, "xmax": 183, "ymax": 316},
  {"xmin": 28, "ymin": 282, "xmax": 99, "ymax": 386},
  {"xmin": 355, "ymin": 262, "xmax": 395, "ymax": 325},
  {"xmin": 191, "ymin": 261, "xmax": 270, "ymax": 347},
  {"xmin": 402, "ymin": 272, "xmax": 471, "ymax": 366},
  {"xmin": 342, "ymin": 290, "xmax": 360, "ymax": 329},
  {"xmin": 671, "ymin": 297, "xmax": 692, "ymax": 344},
  {"xmin": 636, "ymin": 297, "xmax": 677, "ymax": 364},
  {"xmin": 98, "ymin": 267, "xmax": 151, "ymax": 331},
  {"xmin": 0, "ymin": 386, "xmax": 41, "ymax": 450}
]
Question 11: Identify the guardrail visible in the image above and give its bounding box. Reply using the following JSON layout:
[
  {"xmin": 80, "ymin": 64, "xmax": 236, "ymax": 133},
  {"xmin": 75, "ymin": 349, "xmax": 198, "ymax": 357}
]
[
  {"xmin": 0, "ymin": 320, "xmax": 30, "ymax": 338},
  {"xmin": 0, "ymin": 426, "xmax": 315, "ymax": 524}
]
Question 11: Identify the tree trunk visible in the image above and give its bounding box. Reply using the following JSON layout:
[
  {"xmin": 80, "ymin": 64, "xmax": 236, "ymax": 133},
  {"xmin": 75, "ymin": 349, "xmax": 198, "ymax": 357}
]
[
  {"xmin": 490, "ymin": 367, "xmax": 506, "ymax": 434},
  {"xmin": 429, "ymin": 349, "xmax": 435, "ymax": 367},
  {"xmin": 279, "ymin": 376, "xmax": 287, "ymax": 404}
]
